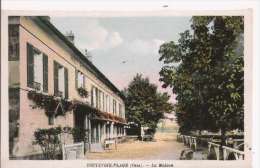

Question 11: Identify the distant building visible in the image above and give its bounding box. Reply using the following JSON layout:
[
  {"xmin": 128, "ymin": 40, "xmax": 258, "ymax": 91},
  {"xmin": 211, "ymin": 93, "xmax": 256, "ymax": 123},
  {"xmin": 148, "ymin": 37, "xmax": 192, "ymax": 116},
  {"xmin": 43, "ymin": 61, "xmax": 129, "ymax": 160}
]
[{"xmin": 8, "ymin": 16, "xmax": 126, "ymax": 158}]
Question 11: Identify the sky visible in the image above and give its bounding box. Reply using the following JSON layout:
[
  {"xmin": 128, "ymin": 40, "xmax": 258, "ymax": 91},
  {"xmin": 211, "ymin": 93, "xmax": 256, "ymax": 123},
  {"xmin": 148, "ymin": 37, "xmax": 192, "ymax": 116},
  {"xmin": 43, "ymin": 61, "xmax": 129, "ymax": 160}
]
[{"xmin": 51, "ymin": 16, "xmax": 192, "ymax": 103}]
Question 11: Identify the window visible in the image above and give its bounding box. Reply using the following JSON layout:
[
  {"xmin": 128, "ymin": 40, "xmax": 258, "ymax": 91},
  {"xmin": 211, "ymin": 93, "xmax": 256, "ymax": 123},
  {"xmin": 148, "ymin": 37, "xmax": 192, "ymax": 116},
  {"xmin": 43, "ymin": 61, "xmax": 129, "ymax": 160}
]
[
  {"xmin": 98, "ymin": 90, "xmax": 102, "ymax": 110},
  {"xmin": 105, "ymin": 95, "xmax": 109, "ymax": 112},
  {"xmin": 91, "ymin": 86, "xmax": 99, "ymax": 108},
  {"xmin": 106, "ymin": 125, "xmax": 110, "ymax": 139},
  {"xmin": 119, "ymin": 104, "xmax": 122, "ymax": 117},
  {"xmin": 109, "ymin": 96, "xmax": 111, "ymax": 113},
  {"xmin": 27, "ymin": 43, "xmax": 48, "ymax": 92},
  {"xmin": 96, "ymin": 87, "xmax": 99, "ymax": 109},
  {"xmin": 91, "ymin": 86, "xmax": 96, "ymax": 107},
  {"xmin": 54, "ymin": 61, "xmax": 68, "ymax": 98},
  {"xmin": 91, "ymin": 123, "xmax": 99, "ymax": 143},
  {"xmin": 75, "ymin": 70, "xmax": 85, "ymax": 89},
  {"xmin": 91, "ymin": 86, "xmax": 108, "ymax": 112},
  {"xmin": 113, "ymin": 99, "xmax": 117, "ymax": 115},
  {"xmin": 101, "ymin": 92, "xmax": 104, "ymax": 111},
  {"xmin": 98, "ymin": 90, "xmax": 104, "ymax": 111}
]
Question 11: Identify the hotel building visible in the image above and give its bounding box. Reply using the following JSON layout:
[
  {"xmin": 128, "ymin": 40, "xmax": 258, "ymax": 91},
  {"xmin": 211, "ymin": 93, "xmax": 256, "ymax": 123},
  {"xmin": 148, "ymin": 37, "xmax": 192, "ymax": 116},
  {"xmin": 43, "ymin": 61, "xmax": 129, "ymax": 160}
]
[{"xmin": 8, "ymin": 16, "xmax": 126, "ymax": 158}]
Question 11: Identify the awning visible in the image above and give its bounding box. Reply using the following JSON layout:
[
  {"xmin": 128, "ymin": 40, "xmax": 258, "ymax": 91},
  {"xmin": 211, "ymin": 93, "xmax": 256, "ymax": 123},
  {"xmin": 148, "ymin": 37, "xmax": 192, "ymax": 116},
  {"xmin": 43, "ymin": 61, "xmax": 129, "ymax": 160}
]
[{"xmin": 72, "ymin": 100, "xmax": 127, "ymax": 124}]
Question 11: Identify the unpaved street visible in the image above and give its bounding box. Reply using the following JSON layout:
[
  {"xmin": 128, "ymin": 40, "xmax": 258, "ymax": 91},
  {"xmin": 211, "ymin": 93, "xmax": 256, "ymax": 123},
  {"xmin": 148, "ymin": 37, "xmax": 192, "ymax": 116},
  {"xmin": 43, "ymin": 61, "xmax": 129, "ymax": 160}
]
[{"xmin": 87, "ymin": 132, "xmax": 186, "ymax": 160}]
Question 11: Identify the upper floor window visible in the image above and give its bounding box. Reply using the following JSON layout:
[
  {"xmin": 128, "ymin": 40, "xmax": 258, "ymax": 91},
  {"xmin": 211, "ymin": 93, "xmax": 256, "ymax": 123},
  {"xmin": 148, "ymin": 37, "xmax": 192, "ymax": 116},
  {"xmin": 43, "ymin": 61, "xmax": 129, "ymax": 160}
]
[
  {"xmin": 119, "ymin": 103, "xmax": 122, "ymax": 117},
  {"xmin": 113, "ymin": 99, "xmax": 117, "ymax": 115},
  {"xmin": 105, "ymin": 95, "xmax": 109, "ymax": 112},
  {"xmin": 91, "ymin": 86, "xmax": 99, "ymax": 108},
  {"xmin": 54, "ymin": 61, "xmax": 68, "ymax": 99},
  {"xmin": 101, "ymin": 91, "xmax": 105, "ymax": 111},
  {"xmin": 75, "ymin": 70, "xmax": 85, "ymax": 89},
  {"xmin": 96, "ymin": 87, "xmax": 99, "ymax": 109},
  {"xmin": 91, "ymin": 86, "xmax": 96, "ymax": 107},
  {"xmin": 27, "ymin": 43, "xmax": 48, "ymax": 92},
  {"xmin": 91, "ymin": 86, "xmax": 107, "ymax": 112}
]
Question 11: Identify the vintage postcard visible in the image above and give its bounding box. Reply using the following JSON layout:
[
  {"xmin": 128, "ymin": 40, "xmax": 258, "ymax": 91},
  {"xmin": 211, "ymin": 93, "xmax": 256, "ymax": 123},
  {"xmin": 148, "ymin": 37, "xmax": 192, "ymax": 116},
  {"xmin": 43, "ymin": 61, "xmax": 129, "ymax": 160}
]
[{"xmin": 1, "ymin": 1, "xmax": 258, "ymax": 168}]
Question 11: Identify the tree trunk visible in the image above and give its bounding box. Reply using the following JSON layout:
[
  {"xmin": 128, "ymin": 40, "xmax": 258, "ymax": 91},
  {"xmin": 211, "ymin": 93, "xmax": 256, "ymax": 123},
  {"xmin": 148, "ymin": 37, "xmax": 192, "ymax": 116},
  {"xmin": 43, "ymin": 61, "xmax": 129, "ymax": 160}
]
[{"xmin": 220, "ymin": 127, "xmax": 226, "ymax": 160}]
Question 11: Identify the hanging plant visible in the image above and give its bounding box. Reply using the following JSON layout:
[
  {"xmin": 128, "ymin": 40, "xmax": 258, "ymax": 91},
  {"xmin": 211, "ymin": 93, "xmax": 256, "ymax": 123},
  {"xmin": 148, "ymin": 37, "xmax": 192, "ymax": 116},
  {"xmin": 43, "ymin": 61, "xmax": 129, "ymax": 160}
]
[
  {"xmin": 113, "ymin": 115, "xmax": 127, "ymax": 123},
  {"xmin": 94, "ymin": 109, "xmax": 126, "ymax": 123},
  {"xmin": 27, "ymin": 90, "xmax": 74, "ymax": 117},
  {"xmin": 77, "ymin": 87, "xmax": 88, "ymax": 98}
]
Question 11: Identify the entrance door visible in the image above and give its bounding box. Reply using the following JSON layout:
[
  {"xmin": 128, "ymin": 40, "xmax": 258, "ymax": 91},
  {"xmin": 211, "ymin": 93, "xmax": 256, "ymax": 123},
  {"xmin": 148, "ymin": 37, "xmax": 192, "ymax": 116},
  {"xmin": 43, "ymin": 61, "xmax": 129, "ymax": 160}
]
[
  {"xmin": 106, "ymin": 124, "xmax": 110, "ymax": 139},
  {"xmin": 91, "ymin": 122, "xmax": 99, "ymax": 143},
  {"xmin": 74, "ymin": 111, "xmax": 85, "ymax": 129},
  {"xmin": 90, "ymin": 121, "xmax": 104, "ymax": 152},
  {"xmin": 74, "ymin": 111, "xmax": 85, "ymax": 142}
]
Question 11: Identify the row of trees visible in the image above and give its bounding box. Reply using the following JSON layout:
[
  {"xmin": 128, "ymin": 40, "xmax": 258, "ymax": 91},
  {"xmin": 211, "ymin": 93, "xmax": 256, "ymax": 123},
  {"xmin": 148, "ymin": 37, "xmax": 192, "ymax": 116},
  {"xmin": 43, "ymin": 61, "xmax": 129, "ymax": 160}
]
[{"xmin": 158, "ymin": 16, "xmax": 244, "ymax": 143}]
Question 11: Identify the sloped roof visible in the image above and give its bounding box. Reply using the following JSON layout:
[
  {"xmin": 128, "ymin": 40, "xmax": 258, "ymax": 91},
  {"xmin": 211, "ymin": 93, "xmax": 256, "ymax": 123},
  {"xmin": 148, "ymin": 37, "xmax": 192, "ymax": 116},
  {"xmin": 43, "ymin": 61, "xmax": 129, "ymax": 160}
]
[{"xmin": 32, "ymin": 16, "xmax": 125, "ymax": 101}]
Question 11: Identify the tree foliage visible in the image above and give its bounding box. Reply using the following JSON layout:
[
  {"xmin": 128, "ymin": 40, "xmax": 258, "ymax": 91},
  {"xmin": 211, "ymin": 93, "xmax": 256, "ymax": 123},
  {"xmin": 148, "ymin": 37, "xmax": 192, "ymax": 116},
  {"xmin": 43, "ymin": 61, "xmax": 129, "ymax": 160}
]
[
  {"xmin": 33, "ymin": 126, "xmax": 88, "ymax": 159},
  {"xmin": 158, "ymin": 16, "xmax": 244, "ymax": 135},
  {"xmin": 123, "ymin": 74, "xmax": 174, "ymax": 131}
]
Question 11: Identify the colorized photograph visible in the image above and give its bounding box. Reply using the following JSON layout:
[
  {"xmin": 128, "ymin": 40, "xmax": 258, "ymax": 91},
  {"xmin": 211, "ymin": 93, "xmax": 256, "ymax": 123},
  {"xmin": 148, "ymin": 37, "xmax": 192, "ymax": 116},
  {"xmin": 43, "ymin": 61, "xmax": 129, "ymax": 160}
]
[{"xmin": 8, "ymin": 16, "xmax": 244, "ymax": 160}]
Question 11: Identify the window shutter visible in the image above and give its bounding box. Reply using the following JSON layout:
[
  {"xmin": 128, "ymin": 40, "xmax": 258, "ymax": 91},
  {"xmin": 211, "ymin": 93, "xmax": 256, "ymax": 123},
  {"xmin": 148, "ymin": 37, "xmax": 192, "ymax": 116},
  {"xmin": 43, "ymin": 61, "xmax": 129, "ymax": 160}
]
[
  {"xmin": 102, "ymin": 93, "xmax": 105, "ymax": 111},
  {"xmin": 75, "ymin": 69, "xmax": 78, "ymax": 89},
  {"xmin": 98, "ymin": 90, "xmax": 101, "ymax": 109},
  {"xmin": 42, "ymin": 54, "xmax": 48, "ymax": 92},
  {"xmin": 53, "ymin": 61, "xmax": 59, "ymax": 96},
  {"xmin": 27, "ymin": 43, "xmax": 34, "ymax": 87},
  {"xmin": 48, "ymin": 114, "xmax": 54, "ymax": 125},
  {"xmin": 64, "ymin": 67, "xmax": 69, "ymax": 99},
  {"xmin": 83, "ymin": 75, "xmax": 85, "ymax": 89},
  {"xmin": 91, "ymin": 86, "xmax": 94, "ymax": 106},
  {"xmin": 95, "ymin": 88, "xmax": 99, "ymax": 108}
]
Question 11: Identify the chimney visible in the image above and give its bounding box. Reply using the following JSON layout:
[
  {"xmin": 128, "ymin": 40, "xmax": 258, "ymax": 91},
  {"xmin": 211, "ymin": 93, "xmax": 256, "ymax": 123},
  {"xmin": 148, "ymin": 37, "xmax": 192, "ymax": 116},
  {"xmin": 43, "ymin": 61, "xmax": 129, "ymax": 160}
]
[
  {"xmin": 41, "ymin": 16, "xmax": 51, "ymax": 22},
  {"xmin": 84, "ymin": 49, "xmax": 92, "ymax": 62},
  {"xmin": 65, "ymin": 31, "xmax": 75, "ymax": 44}
]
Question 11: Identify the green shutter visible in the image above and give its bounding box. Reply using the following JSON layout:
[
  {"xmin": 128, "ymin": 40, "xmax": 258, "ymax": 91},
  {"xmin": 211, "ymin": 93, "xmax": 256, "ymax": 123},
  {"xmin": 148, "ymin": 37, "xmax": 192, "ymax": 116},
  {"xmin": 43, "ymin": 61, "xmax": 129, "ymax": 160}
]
[
  {"xmin": 64, "ymin": 67, "xmax": 69, "ymax": 99},
  {"xmin": 53, "ymin": 61, "xmax": 59, "ymax": 96},
  {"xmin": 75, "ymin": 69, "xmax": 78, "ymax": 89},
  {"xmin": 27, "ymin": 43, "xmax": 34, "ymax": 87},
  {"xmin": 43, "ymin": 54, "xmax": 48, "ymax": 92},
  {"xmin": 48, "ymin": 114, "xmax": 54, "ymax": 125}
]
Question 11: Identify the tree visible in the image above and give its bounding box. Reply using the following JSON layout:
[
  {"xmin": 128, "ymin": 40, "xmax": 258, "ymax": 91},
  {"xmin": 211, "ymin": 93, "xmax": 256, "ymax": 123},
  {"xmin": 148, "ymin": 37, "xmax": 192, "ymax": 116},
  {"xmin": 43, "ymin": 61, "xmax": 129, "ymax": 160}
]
[
  {"xmin": 123, "ymin": 74, "xmax": 174, "ymax": 132},
  {"xmin": 158, "ymin": 16, "xmax": 244, "ymax": 144},
  {"xmin": 33, "ymin": 126, "xmax": 88, "ymax": 159}
]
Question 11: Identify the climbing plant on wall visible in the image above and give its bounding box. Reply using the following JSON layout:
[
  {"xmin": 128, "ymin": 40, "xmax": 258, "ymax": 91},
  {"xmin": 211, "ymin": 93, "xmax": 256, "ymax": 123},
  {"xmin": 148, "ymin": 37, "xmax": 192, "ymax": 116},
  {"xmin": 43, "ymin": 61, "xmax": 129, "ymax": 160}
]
[
  {"xmin": 27, "ymin": 90, "xmax": 74, "ymax": 118},
  {"xmin": 77, "ymin": 87, "xmax": 89, "ymax": 98}
]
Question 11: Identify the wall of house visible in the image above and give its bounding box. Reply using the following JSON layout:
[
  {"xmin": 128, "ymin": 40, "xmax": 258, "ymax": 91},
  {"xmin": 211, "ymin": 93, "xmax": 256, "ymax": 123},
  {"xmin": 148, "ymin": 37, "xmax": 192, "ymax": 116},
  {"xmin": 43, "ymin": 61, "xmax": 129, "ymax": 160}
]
[
  {"xmin": 9, "ymin": 23, "xmax": 21, "ymax": 157},
  {"xmin": 19, "ymin": 16, "xmax": 125, "ymax": 116},
  {"xmin": 10, "ymin": 16, "xmax": 125, "ymax": 157}
]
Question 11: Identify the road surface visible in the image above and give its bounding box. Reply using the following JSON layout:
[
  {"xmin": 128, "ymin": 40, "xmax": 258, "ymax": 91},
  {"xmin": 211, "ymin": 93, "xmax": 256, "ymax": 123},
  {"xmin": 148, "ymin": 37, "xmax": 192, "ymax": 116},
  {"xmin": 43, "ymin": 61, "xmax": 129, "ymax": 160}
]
[{"xmin": 86, "ymin": 132, "xmax": 187, "ymax": 160}]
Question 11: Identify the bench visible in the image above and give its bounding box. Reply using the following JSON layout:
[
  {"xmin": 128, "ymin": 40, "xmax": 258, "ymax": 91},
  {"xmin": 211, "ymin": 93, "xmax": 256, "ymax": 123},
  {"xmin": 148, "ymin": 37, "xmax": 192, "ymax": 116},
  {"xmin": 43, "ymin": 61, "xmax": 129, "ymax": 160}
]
[
  {"xmin": 104, "ymin": 139, "xmax": 117, "ymax": 150},
  {"xmin": 142, "ymin": 134, "xmax": 153, "ymax": 141}
]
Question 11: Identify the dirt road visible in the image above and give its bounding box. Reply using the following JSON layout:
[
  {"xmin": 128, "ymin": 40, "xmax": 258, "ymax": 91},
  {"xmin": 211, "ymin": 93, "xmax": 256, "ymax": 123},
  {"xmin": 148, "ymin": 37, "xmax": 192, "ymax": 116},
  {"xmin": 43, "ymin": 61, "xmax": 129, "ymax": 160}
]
[{"xmin": 86, "ymin": 132, "xmax": 186, "ymax": 160}]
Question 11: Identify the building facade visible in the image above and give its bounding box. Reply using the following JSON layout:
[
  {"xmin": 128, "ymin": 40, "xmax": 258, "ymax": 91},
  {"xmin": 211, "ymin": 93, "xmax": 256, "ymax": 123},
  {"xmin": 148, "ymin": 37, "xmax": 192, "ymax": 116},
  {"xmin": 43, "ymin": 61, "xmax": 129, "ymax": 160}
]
[{"xmin": 8, "ymin": 16, "xmax": 126, "ymax": 158}]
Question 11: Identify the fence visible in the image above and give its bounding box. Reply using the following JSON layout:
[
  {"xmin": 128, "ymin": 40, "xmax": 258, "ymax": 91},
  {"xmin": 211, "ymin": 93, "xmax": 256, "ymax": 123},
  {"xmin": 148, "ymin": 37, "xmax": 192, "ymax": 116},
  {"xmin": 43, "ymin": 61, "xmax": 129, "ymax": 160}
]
[
  {"xmin": 207, "ymin": 141, "xmax": 244, "ymax": 160},
  {"xmin": 177, "ymin": 134, "xmax": 244, "ymax": 160},
  {"xmin": 178, "ymin": 135, "xmax": 198, "ymax": 151},
  {"xmin": 62, "ymin": 142, "xmax": 84, "ymax": 160}
]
